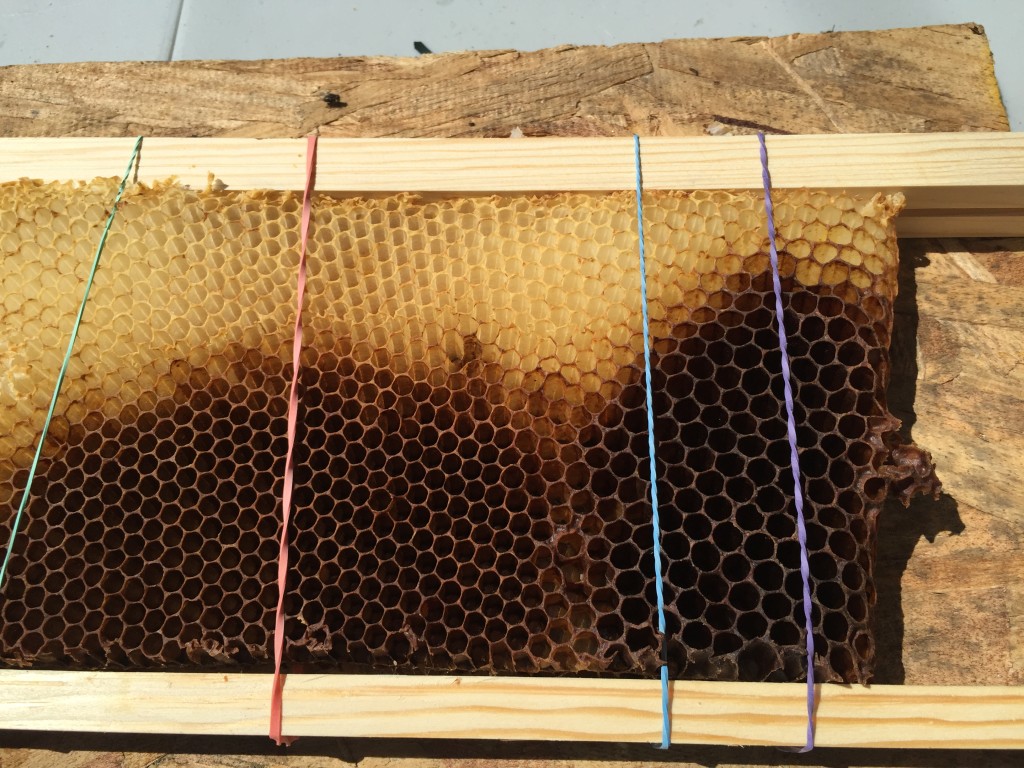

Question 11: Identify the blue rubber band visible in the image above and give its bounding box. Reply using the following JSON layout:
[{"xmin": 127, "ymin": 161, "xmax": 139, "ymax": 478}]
[
  {"xmin": 757, "ymin": 132, "xmax": 816, "ymax": 752},
  {"xmin": 0, "ymin": 137, "xmax": 144, "ymax": 595},
  {"xmin": 633, "ymin": 134, "xmax": 671, "ymax": 750}
]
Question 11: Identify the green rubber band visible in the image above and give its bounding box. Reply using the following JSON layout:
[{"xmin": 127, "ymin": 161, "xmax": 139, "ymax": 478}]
[{"xmin": 0, "ymin": 136, "xmax": 143, "ymax": 594}]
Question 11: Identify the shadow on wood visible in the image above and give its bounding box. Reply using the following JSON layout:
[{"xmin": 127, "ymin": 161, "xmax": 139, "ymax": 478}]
[
  {"xmin": 3, "ymin": 730, "xmax": 1024, "ymax": 767},
  {"xmin": 873, "ymin": 244, "xmax": 966, "ymax": 685}
]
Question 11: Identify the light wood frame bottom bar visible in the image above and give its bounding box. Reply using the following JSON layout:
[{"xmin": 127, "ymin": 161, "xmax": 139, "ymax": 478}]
[{"xmin": 0, "ymin": 671, "xmax": 1021, "ymax": 748}]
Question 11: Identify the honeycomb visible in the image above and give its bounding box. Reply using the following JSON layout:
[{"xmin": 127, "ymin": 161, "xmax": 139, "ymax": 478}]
[{"xmin": 0, "ymin": 179, "xmax": 939, "ymax": 682}]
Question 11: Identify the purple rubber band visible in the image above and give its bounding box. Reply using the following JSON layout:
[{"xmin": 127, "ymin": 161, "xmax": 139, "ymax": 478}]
[{"xmin": 757, "ymin": 132, "xmax": 816, "ymax": 752}]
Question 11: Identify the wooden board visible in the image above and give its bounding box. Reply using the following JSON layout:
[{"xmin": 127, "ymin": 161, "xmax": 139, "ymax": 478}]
[
  {"xmin": 2, "ymin": 133, "xmax": 1022, "ymax": 237},
  {"xmin": 6, "ymin": 133, "xmax": 1022, "ymax": 200},
  {"xmin": 0, "ymin": 671, "xmax": 1022, "ymax": 749},
  {"xmin": 0, "ymin": 25, "xmax": 1006, "ymax": 139},
  {"xmin": 0, "ymin": 22, "xmax": 1019, "ymax": 768},
  {"xmin": 877, "ymin": 236, "xmax": 1024, "ymax": 691}
]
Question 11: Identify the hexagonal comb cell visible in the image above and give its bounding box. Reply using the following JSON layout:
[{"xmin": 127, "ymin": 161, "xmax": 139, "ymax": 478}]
[{"xmin": 0, "ymin": 179, "xmax": 938, "ymax": 683}]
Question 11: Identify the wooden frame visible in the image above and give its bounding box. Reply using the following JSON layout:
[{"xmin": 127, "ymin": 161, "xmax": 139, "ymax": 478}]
[
  {"xmin": 0, "ymin": 672, "xmax": 1021, "ymax": 748},
  {"xmin": 1, "ymin": 133, "xmax": 1022, "ymax": 748},
  {"xmin": 1, "ymin": 133, "xmax": 1023, "ymax": 237}
]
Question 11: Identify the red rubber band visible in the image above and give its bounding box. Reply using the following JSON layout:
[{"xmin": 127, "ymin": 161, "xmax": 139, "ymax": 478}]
[{"xmin": 269, "ymin": 134, "xmax": 318, "ymax": 746}]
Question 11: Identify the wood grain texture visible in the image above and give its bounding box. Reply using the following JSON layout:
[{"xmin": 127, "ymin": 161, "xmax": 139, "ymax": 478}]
[
  {"xmin": 0, "ymin": 671, "xmax": 1022, "ymax": 749},
  {"xmin": 875, "ymin": 237, "xmax": 1024, "ymax": 695},
  {"xmin": 0, "ymin": 21, "xmax": 1020, "ymax": 768},
  {"xmin": 1, "ymin": 132, "xmax": 1022, "ymax": 195},
  {"xmin": 0, "ymin": 25, "xmax": 1007, "ymax": 139},
  {"xmin": 3, "ymin": 133, "xmax": 1023, "ymax": 237}
]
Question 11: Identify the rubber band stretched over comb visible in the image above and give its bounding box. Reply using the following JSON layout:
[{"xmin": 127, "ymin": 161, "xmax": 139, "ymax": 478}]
[
  {"xmin": 0, "ymin": 136, "xmax": 143, "ymax": 596},
  {"xmin": 757, "ymin": 132, "xmax": 816, "ymax": 752},
  {"xmin": 269, "ymin": 134, "xmax": 318, "ymax": 746},
  {"xmin": 633, "ymin": 134, "xmax": 671, "ymax": 749}
]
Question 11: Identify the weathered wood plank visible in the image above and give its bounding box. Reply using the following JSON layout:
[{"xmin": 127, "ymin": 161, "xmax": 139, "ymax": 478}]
[
  {"xmin": 0, "ymin": 25, "xmax": 1007, "ymax": 139},
  {"xmin": 876, "ymin": 236, "xmax": 1024, "ymax": 694}
]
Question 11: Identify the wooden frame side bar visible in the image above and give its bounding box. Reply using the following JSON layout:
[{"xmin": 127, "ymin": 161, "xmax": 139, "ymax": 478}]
[
  {"xmin": 0, "ymin": 671, "xmax": 1021, "ymax": 748},
  {"xmin": 1, "ymin": 134, "xmax": 1023, "ymax": 237}
]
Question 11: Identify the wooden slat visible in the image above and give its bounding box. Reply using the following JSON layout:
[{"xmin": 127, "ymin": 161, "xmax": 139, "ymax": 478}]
[
  {"xmin": 0, "ymin": 671, "xmax": 1021, "ymax": 748},
  {"xmin": 0, "ymin": 25, "xmax": 1008, "ymax": 139},
  {"xmin": 1, "ymin": 134, "xmax": 1023, "ymax": 237}
]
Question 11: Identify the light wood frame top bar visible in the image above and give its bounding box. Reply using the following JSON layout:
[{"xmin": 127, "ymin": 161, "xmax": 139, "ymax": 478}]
[{"xmin": 1, "ymin": 133, "xmax": 1023, "ymax": 237}]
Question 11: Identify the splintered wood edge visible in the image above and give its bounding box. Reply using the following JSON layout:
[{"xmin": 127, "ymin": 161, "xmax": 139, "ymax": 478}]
[
  {"xmin": 0, "ymin": 671, "xmax": 1021, "ymax": 748},
  {"xmin": 0, "ymin": 134, "xmax": 1023, "ymax": 237}
]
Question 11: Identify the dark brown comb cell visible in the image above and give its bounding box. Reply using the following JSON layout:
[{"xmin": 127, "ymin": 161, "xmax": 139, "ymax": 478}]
[{"xmin": 0, "ymin": 180, "xmax": 938, "ymax": 682}]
